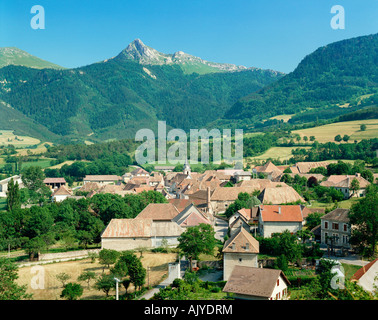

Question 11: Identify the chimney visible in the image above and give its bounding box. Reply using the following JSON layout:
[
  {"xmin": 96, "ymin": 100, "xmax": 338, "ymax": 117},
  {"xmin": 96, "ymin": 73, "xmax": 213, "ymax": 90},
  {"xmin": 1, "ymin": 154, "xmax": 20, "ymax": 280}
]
[
  {"xmin": 232, "ymin": 242, "xmax": 236, "ymax": 250},
  {"xmin": 245, "ymin": 243, "xmax": 249, "ymax": 251},
  {"xmin": 278, "ymin": 206, "xmax": 281, "ymax": 214}
]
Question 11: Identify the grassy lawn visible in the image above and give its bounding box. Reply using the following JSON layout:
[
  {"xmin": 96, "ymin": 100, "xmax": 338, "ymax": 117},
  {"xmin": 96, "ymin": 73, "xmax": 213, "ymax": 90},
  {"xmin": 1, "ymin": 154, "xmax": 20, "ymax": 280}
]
[
  {"xmin": 342, "ymin": 263, "xmax": 361, "ymax": 280},
  {"xmin": 308, "ymin": 197, "xmax": 362, "ymax": 210}
]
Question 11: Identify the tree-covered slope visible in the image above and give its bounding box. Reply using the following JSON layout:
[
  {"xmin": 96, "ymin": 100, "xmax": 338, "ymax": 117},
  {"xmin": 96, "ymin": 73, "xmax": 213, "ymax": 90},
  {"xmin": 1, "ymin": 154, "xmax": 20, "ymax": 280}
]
[
  {"xmin": 0, "ymin": 49, "xmax": 283, "ymax": 141},
  {"xmin": 223, "ymin": 33, "xmax": 378, "ymax": 128}
]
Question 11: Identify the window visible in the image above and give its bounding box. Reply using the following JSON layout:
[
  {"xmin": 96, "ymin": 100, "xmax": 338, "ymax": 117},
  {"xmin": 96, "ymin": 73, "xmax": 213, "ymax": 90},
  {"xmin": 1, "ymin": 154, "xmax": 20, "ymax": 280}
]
[
  {"xmin": 239, "ymin": 258, "xmax": 243, "ymax": 262},
  {"xmin": 324, "ymin": 221, "xmax": 328, "ymax": 229},
  {"xmin": 332, "ymin": 223, "xmax": 339, "ymax": 230},
  {"xmin": 277, "ymin": 279, "xmax": 279, "ymax": 286},
  {"xmin": 344, "ymin": 224, "xmax": 347, "ymax": 232}
]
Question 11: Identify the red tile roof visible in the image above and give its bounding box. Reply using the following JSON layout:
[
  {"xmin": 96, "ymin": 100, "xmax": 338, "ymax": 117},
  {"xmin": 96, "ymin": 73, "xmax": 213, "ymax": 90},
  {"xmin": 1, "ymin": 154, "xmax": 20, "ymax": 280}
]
[
  {"xmin": 135, "ymin": 203, "xmax": 180, "ymax": 221},
  {"xmin": 351, "ymin": 258, "xmax": 378, "ymax": 281}
]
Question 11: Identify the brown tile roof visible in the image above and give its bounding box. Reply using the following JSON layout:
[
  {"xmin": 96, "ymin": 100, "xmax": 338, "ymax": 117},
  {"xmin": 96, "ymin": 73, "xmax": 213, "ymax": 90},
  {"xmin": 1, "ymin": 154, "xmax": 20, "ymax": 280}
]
[
  {"xmin": 53, "ymin": 185, "xmax": 72, "ymax": 196},
  {"xmin": 320, "ymin": 175, "xmax": 370, "ymax": 189},
  {"xmin": 169, "ymin": 199, "xmax": 207, "ymax": 212},
  {"xmin": 295, "ymin": 161, "xmax": 330, "ymax": 174},
  {"xmin": 254, "ymin": 161, "xmax": 282, "ymax": 173},
  {"xmin": 236, "ymin": 179, "xmax": 287, "ymax": 189},
  {"xmin": 260, "ymin": 205, "xmax": 303, "ymax": 222},
  {"xmin": 258, "ymin": 186, "xmax": 305, "ymax": 204},
  {"xmin": 223, "ymin": 227, "xmax": 259, "ymax": 253},
  {"xmin": 44, "ymin": 177, "xmax": 66, "ymax": 184},
  {"xmin": 237, "ymin": 208, "xmax": 259, "ymax": 221},
  {"xmin": 211, "ymin": 187, "xmax": 257, "ymax": 201},
  {"xmin": 135, "ymin": 203, "xmax": 180, "ymax": 221},
  {"xmin": 99, "ymin": 184, "xmax": 125, "ymax": 194},
  {"xmin": 223, "ymin": 266, "xmax": 290, "ymax": 298},
  {"xmin": 101, "ymin": 218, "xmax": 152, "ymax": 238},
  {"xmin": 320, "ymin": 208, "xmax": 350, "ymax": 223},
  {"xmin": 351, "ymin": 258, "xmax": 378, "ymax": 281},
  {"xmin": 80, "ymin": 182, "xmax": 101, "ymax": 192},
  {"xmin": 84, "ymin": 175, "xmax": 121, "ymax": 182},
  {"xmin": 131, "ymin": 167, "xmax": 149, "ymax": 175}
]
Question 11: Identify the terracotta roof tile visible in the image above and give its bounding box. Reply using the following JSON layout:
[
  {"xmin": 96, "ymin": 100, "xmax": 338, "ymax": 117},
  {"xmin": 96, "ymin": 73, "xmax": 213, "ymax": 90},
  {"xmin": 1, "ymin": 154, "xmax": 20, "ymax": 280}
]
[
  {"xmin": 260, "ymin": 205, "xmax": 303, "ymax": 222},
  {"xmin": 135, "ymin": 203, "xmax": 180, "ymax": 221}
]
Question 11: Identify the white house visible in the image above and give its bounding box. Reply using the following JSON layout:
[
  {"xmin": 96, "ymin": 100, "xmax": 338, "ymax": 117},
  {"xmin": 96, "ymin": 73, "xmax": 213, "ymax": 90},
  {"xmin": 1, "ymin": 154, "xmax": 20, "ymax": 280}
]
[{"xmin": 258, "ymin": 205, "xmax": 303, "ymax": 238}]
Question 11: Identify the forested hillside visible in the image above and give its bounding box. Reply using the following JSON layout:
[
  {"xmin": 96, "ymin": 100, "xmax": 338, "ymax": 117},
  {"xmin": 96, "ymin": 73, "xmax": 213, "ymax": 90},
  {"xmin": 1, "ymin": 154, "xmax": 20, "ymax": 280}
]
[
  {"xmin": 0, "ymin": 45, "xmax": 282, "ymax": 142},
  {"xmin": 220, "ymin": 33, "xmax": 378, "ymax": 129}
]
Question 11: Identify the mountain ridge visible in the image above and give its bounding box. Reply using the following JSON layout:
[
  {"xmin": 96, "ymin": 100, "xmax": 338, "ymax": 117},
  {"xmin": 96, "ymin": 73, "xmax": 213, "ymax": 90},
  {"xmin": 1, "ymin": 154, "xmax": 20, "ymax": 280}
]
[{"xmin": 0, "ymin": 47, "xmax": 64, "ymax": 70}]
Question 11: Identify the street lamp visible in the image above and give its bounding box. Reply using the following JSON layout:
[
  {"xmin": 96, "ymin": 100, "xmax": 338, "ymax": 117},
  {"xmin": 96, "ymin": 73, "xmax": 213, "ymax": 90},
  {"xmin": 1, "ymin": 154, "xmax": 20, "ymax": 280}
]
[{"xmin": 114, "ymin": 277, "xmax": 121, "ymax": 300}]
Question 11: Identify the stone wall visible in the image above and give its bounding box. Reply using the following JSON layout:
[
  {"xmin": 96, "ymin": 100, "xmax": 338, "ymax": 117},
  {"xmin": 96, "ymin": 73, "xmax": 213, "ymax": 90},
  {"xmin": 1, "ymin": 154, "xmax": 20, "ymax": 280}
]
[{"xmin": 38, "ymin": 248, "xmax": 101, "ymax": 262}]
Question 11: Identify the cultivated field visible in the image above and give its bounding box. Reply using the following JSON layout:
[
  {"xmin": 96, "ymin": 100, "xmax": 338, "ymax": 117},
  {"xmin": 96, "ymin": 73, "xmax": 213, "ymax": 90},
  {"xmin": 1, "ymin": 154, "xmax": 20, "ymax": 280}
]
[
  {"xmin": 0, "ymin": 130, "xmax": 40, "ymax": 147},
  {"xmin": 292, "ymin": 119, "xmax": 378, "ymax": 143},
  {"xmin": 246, "ymin": 146, "xmax": 311, "ymax": 162},
  {"xmin": 16, "ymin": 252, "xmax": 177, "ymax": 300}
]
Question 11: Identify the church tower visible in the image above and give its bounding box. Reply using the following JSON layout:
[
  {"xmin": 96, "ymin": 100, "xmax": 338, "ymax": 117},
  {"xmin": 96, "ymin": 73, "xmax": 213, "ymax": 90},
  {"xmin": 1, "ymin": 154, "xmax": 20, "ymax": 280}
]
[{"xmin": 183, "ymin": 158, "xmax": 191, "ymax": 176}]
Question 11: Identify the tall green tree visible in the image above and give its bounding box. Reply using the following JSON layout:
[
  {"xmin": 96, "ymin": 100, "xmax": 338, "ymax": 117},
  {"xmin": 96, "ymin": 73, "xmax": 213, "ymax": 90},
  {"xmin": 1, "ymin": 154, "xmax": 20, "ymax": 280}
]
[
  {"xmin": 6, "ymin": 178, "xmax": 21, "ymax": 211},
  {"xmin": 349, "ymin": 185, "xmax": 378, "ymax": 257},
  {"xmin": 178, "ymin": 224, "xmax": 217, "ymax": 271},
  {"xmin": 0, "ymin": 258, "xmax": 32, "ymax": 300}
]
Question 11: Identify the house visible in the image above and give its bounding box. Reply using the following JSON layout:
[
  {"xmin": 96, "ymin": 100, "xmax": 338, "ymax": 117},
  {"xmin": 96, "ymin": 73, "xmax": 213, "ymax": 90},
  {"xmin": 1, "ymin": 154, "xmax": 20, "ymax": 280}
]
[
  {"xmin": 229, "ymin": 215, "xmax": 250, "ymax": 237},
  {"xmin": 258, "ymin": 205, "xmax": 303, "ymax": 238},
  {"xmin": 154, "ymin": 165, "xmax": 176, "ymax": 173},
  {"xmin": 253, "ymin": 161, "xmax": 283, "ymax": 181},
  {"xmin": 79, "ymin": 182, "xmax": 101, "ymax": 193},
  {"xmin": 43, "ymin": 177, "xmax": 66, "ymax": 190},
  {"xmin": 351, "ymin": 258, "xmax": 378, "ymax": 293},
  {"xmin": 320, "ymin": 174, "xmax": 370, "ymax": 199},
  {"xmin": 168, "ymin": 198, "xmax": 207, "ymax": 213},
  {"xmin": 291, "ymin": 161, "xmax": 330, "ymax": 174},
  {"xmin": 83, "ymin": 175, "xmax": 121, "ymax": 185},
  {"xmin": 130, "ymin": 167, "xmax": 150, "ymax": 178},
  {"xmin": 229, "ymin": 207, "xmax": 259, "ymax": 226},
  {"xmin": 52, "ymin": 185, "xmax": 72, "ymax": 202},
  {"xmin": 233, "ymin": 171, "xmax": 252, "ymax": 183},
  {"xmin": 320, "ymin": 208, "xmax": 351, "ymax": 249},
  {"xmin": 235, "ymin": 179, "xmax": 287, "ymax": 189},
  {"xmin": 222, "ymin": 227, "xmax": 259, "ymax": 281},
  {"xmin": 223, "ymin": 266, "xmax": 290, "ymax": 300},
  {"xmin": 172, "ymin": 203, "xmax": 211, "ymax": 228},
  {"xmin": 101, "ymin": 217, "xmax": 184, "ymax": 251},
  {"xmin": 0, "ymin": 175, "xmax": 24, "ymax": 197},
  {"xmin": 209, "ymin": 187, "xmax": 256, "ymax": 213},
  {"xmin": 258, "ymin": 186, "xmax": 305, "ymax": 204}
]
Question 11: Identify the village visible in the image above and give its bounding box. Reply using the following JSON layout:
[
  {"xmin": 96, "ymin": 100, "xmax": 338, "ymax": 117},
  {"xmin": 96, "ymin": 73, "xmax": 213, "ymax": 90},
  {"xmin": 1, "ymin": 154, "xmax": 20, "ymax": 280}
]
[{"xmin": 1, "ymin": 158, "xmax": 376, "ymax": 301}]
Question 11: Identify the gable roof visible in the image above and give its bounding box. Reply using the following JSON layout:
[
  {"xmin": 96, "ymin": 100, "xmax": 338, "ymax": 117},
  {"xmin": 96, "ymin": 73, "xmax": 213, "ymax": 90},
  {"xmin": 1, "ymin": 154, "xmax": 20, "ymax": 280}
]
[
  {"xmin": 258, "ymin": 186, "xmax": 305, "ymax": 204},
  {"xmin": 236, "ymin": 208, "xmax": 259, "ymax": 221},
  {"xmin": 260, "ymin": 205, "xmax": 303, "ymax": 222},
  {"xmin": 101, "ymin": 218, "xmax": 152, "ymax": 238},
  {"xmin": 351, "ymin": 258, "xmax": 378, "ymax": 293},
  {"xmin": 223, "ymin": 266, "xmax": 290, "ymax": 298},
  {"xmin": 320, "ymin": 208, "xmax": 350, "ymax": 223},
  {"xmin": 235, "ymin": 179, "xmax": 287, "ymax": 189},
  {"xmin": 320, "ymin": 175, "xmax": 370, "ymax": 189},
  {"xmin": 210, "ymin": 187, "xmax": 256, "ymax": 201},
  {"xmin": 172, "ymin": 203, "xmax": 211, "ymax": 227},
  {"xmin": 254, "ymin": 161, "xmax": 281, "ymax": 173},
  {"xmin": 44, "ymin": 177, "xmax": 66, "ymax": 184},
  {"xmin": 295, "ymin": 161, "xmax": 330, "ymax": 174},
  {"xmin": 135, "ymin": 203, "xmax": 180, "ymax": 221},
  {"xmin": 168, "ymin": 199, "xmax": 207, "ymax": 212},
  {"xmin": 131, "ymin": 167, "xmax": 149, "ymax": 175},
  {"xmin": 223, "ymin": 227, "xmax": 259, "ymax": 253},
  {"xmin": 84, "ymin": 175, "xmax": 121, "ymax": 182},
  {"xmin": 53, "ymin": 185, "xmax": 72, "ymax": 196}
]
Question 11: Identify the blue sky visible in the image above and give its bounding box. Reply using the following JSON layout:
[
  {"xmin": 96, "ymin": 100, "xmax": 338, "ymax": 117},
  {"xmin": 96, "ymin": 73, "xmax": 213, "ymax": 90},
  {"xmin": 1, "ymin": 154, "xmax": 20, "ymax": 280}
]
[{"xmin": 1, "ymin": 0, "xmax": 377, "ymax": 73}]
